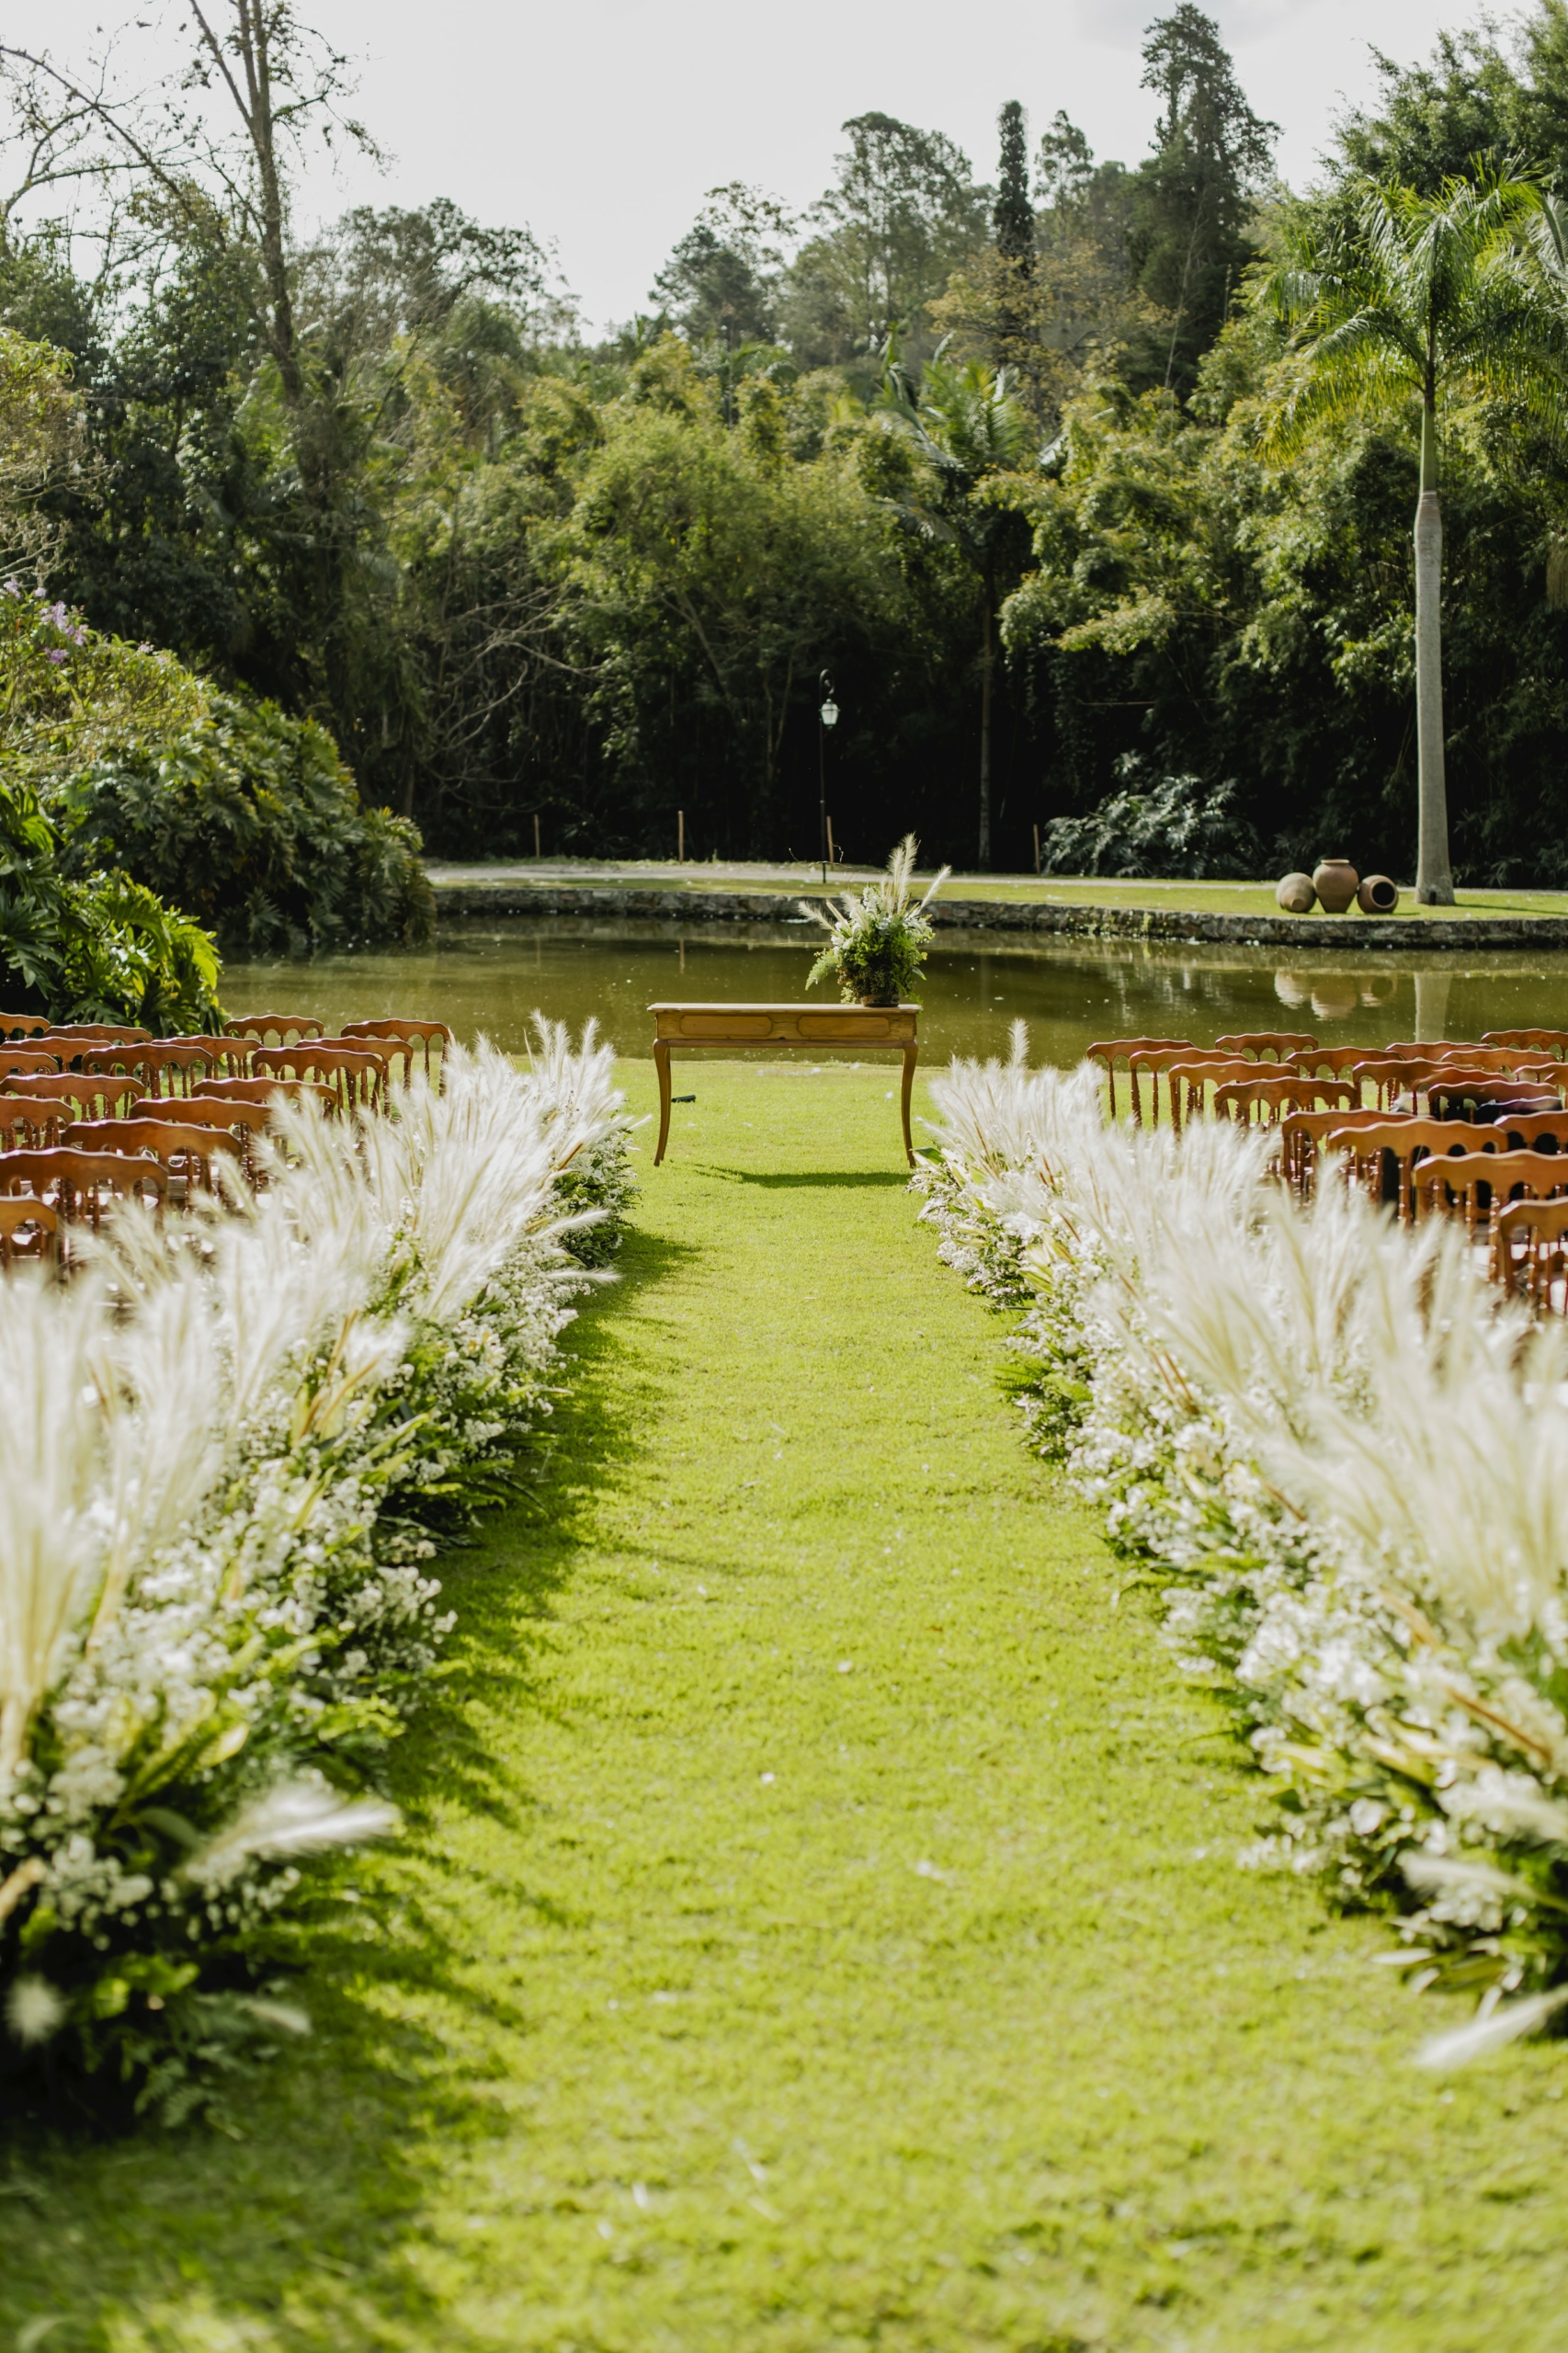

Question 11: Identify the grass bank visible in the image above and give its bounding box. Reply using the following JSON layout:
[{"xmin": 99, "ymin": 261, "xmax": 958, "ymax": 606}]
[
  {"xmin": 426, "ymin": 857, "xmax": 1568, "ymax": 922},
  {"xmin": 5, "ymin": 1063, "xmax": 1568, "ymax": 2350}
]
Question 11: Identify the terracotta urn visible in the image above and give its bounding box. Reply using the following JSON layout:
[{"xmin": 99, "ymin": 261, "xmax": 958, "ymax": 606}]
[
  {"xmin": 1312, "ymin": 858, "xmax": 1359, "ymax": 915},
  {"xmin": 1357, "ymin": 873, "xmax": 1399, "ymax": 915},
  {"xmin": 1275, "ymin": 871, "xmax": 1316, "ymax": 914}
]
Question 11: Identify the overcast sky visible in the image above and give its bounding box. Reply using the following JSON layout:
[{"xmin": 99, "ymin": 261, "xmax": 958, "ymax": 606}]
[{"xmin": 46, "ymin": 0, "xmax": 1512, "ymax": 331}]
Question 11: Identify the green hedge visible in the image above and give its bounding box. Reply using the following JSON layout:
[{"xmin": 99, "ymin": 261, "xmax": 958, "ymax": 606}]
[{"xmin": 53, "ymin": 695, "xmax": 434, "ymax": 959}]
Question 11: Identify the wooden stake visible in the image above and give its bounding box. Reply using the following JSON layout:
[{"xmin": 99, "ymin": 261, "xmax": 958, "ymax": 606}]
[
  {"xmin": 826, "ymin": 815, "xmax": 835, "ymax": 866},
  {"xmin": 533, "ymin": 813, "xmax": 540, "ymax": 859},
  {"xmin": 678, "ymin": 808, "xmax": 685, "ymax": 863},
  {"xmin": 1033, "ymin": 822, "xmax": 1041, "ymax": 875}
]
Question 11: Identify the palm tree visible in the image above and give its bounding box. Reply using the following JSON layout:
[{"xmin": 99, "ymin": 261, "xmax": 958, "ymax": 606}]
[
  {"xmin": 1264, "ymin": 170, "xmax": 1563, "ymax": 903},
  {"xmin": 881, "ymin": 340, "xmax": 1034, "ymax": 870}
]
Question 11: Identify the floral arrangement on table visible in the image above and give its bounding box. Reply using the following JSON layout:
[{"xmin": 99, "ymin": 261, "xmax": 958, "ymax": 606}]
[
  {"xmin": 800, "ymin": 834, "xmax": 949, "ymax": 1006},
  {"xmin": 914, "ymin": 1025, "xmax": 1568, "ymax": 2068},
  {"xmin": 0, "ymin": 1027, "xmax": 636, "ymax": 2122}
]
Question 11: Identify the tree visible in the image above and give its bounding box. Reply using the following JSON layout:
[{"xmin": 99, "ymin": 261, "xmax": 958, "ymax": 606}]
[
  {"xmin": 1264, "ymin": 169, "xmax": 1565, "ymax": 899},
  {"xmin": 994, "ymin": 101, "xmax": 1033, "ymax": 266},
  {"xmin": 651, "ymin": 185, "xmax": 794, "ymax": 347},
  {"xmin": 880, "ymin": 346, "xmax": 1035, "ymax": 866},
  {"xmin": 781, "ymin": 114, "xmax": 990, "ymax": 375},
  {"xmin": 1129, "ymin": 5, "xmax": 1276, "ymax": 392}
]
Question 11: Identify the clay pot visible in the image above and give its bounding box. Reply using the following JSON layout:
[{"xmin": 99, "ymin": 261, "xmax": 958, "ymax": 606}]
[
  {"xmin": 858, "ymin": 993, "xmax": 898, "ymax": 1007},
  {"xmin": 1312, "ymin": 858, "xmax": 1359, "ymax": 915},
  {"xmin": 1276, "ymin": 871, "xmax": 1317, "ymax": 914},
  {"xmin": 1357, "ymin": 873, "xmax": 1399, "ymax": 915}
]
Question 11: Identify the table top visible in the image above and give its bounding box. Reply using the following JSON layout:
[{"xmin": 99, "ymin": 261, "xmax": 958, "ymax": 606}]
[{"xmin": 646, "ymin": 1001, "xmax": 920, "ymax": 1013}]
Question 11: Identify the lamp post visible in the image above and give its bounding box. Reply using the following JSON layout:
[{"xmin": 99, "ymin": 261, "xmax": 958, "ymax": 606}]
[{"xmin": 818, "ymin": 671, "xmax": 837, "ymax": 888}]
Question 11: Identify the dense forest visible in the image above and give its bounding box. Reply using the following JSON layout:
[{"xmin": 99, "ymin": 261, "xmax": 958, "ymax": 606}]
[{"xmin": 5, "ymin": 2, "xmax": 1568, "ymax": 886}]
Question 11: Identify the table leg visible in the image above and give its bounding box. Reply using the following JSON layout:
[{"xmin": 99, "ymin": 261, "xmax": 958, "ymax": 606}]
[
  {"xmin": 900, "ymin": 1040, "xmax": 918, "ymax": 1166},
  {"xmin": 653, "ymin": 1041, "xmax": 673, "ymax": 1165}
]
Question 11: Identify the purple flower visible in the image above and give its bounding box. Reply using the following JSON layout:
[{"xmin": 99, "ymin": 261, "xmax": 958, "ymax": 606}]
[{"xmin": 45, "ymin": 649, "xmax": 66, "ymax": 665}]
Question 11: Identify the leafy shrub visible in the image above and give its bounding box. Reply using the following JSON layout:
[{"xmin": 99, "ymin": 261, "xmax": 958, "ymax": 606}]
[
  {"xmin": 0, "ymin": 771, "xmax": 221, "ymax": 1029},
  {"xmin": 1040, "ymin": 761, "xmax": 1261, "ymax": 879},
  {"xmin": 53, "ymin": 695, "xmax": 435, "ymax": 958}
]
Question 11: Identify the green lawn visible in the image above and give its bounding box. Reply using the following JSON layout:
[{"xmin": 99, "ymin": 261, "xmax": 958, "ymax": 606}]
[
  {"xmin": 426, "ymin": 857, "xmax": 1568, "ymax": 921},
  {"xmin": 6, "ymin": 1063, "xmax": 1568, "ymax": 2351}
]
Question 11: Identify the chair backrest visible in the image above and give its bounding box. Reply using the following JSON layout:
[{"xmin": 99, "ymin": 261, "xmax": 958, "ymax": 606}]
[
  {"xmin": 62, "ymin": 1119, "xmax": 244, "ymax": 1187},
  {"xmin": 149, "ymin": 1095, "xmax": 272, "ymax": 1136},
  {"xmin": 0, "ymin": 1073, "xmax": 143, "ymax": 1139},
  {"xmin": 1428, "ymin": 1075, "xmax": 1560, "ymax": 1120},
  {"xmin": 340, "ymin": 1017, "xmax": 451, "ymax": 1084},
  {"xmin": 1325, "ymin": 1118, "xmax": 1493, "ymax": 1221},
  {"xmin": 0, "ymin": 1194, "xmax": 58, "ymax": 1268},
  {"xmin": 0, "ymin": 1013, "xmax": 51, "ymax": 1039},
  {"xmin": 1214, "ymin": 1076, "xmax": 1358, "ymax": 1128},
  {"xmin": 223, "ymin": 1013, "xmax": 325, "ymax": 1045},
  {"xmin": 196, "ymin": 1076, "xmax": 338, "ymax": 1113},
  {"xmin": 1493, "ymin": 1114, "xmax": 1568, "ymax": 1153},
  {"xmin": 162, "ymin": 1033, "xmax": 254, "ymax": 1074},
  {"xmin": 1484, "ymin": 1029, "xmax": 1568, "ymax": 1054},
  {"xmin": 42, "ymin": 1025, "xmax": 153, "ymax": 1045},
  {"xmin": 110, "ymin": 1041, "xmax": 238, "ymax": 1098},
  {"xmin": 251, "ymin": 1043, "xmax": 387, "ymax": 1111},
  {"xmin": 1287, "ymin": 1045, "xmax": 1374, "ymax": 1080},
  {"xmin": 1211, "ymin": 1031, "xmax": 1318, "ymax": 1062},
  {"xmin": 0, "ymin": 1147, "xmax": 170, "ymax": 1223},
  {"xmin": 1085, "ymin": 1037, "xmax": 1190, "ymax": 1120},
  {"xmin": 0, "ymin": 1049, "xmax": 60, "ymax": 1078},
  {"xmin": 1498, "ymin": 1196, "xmax": 1568, "ymax": 1310},
  {"xmin": 1415, "ymin": 1148, "xmax": 1568, "ymax": 1230},
  {"xmin": 1146, "ymin": 1055, "xmax": 1258, "ymax": 1128}
]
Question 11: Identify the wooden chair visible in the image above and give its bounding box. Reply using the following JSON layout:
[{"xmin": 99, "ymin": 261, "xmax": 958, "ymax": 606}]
[
  {"xmin": 0, "ymin": 1195, "xmax": 58, "ymax": 1269},
  {"xmin": 1326, "ymin": 1118, "xmax": 1494, "ymax": 1222},
  {"xmin": 251, "ymin": 1043, "xmax": 388, "ymax": 1113},
  {"xmin": 340, "ymin": 1017, "xmax": 452, "ymax": 1086},
  {"xmin": 195, "ymin": 1076, "xmax": 338, "ymax": 1115},
  {"xmin": 1288, "ymin": 1045, "xmax": 1378, "ymax": 1082},
  {"xmin": 105, "ymin": 1041, "xmax": 239, "ymax": 1099},
  {"xmin": 1484, "ymin": 1029, "xmax": 1568, "ymax": 1056},
  {"xmin": 1140, "ymin": 1053, "xmax": 1258, "ymax": 1130},
  {"xmin": 1085, "ymin": 1037, "xmax": 1190, "ymax": 1121},
  {"xmin": 0, "ymin": 1049, "xmax": 60, "ymax": 1078},
  {"xmin": 1491, "ymin": 1112, "xmax": 1568, "ymax": 1153},
  {"xmin": 42, "ymin": 1024, "xmax": 153, "ymax": 1046},
  {"xmin": 148, "ymin": 1096, "xmax": 274, "ymax": 1178},
  {"xmin": 0, "ymin": 1013, "xmax": 51, "ymax": 1040},
  {"xmin": 0, "ymin": 1148, "xmax": 170, "ymax": 1231},
  {"xmin": 1346, "ymin": 1055, "xmax": 1449, "ymax": 1111},
  {"xmin": 1426, "ymin": 1075, "xmax": 1560, "ymax": 1122},
  {"xmin": 1212, "ymin": 1030, "xmax": 1318, "ymax": 1063},
  {"xmin": 1213, "ymin": 1076, "xmax": 1359, "ymax": 1129},
  {"xmin": 1414, "ymin": 1148, "xmax": 1568, "ymax": 1243},
  {"xmin": 162, "ymin": 1033, "xmax": 254, "ymax": 1075},
  {"xmin": 1498, "ymin": 1198, "xmax": 1568, "ymax": 1313},
  {"xmin": 62, "ymin": 1119, "xmax": 244, "ymax": 1194},
  {"xmin": 0, "ymin": 1073, "xmax": 145, "ymax": 1141},
  {"xmin": 1279, "ymin": 1108, "xmax": 1405, "ymax": 1199},
  {"xmin": 223, "ymin": 1013, "xmax": 325, "ymax": 1046}
]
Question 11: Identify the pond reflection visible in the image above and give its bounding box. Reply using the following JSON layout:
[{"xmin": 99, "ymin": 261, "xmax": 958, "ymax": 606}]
[{"xmin": 220, "ymin": 917, "xmax": 1568, "ymax": 1067}]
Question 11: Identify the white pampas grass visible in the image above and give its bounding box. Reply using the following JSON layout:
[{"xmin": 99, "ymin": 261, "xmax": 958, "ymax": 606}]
[
  {"xmin": 1415, "ymin": 1985, "xmax": 1568, "ymax": 2070},
  {"xmin": 4, "ymin": 1972, "xmax": 65, "ymax": 2047},
  {"xmin": 185, "ymin": 1779, "xmax": 402, "ymax": 1891}
]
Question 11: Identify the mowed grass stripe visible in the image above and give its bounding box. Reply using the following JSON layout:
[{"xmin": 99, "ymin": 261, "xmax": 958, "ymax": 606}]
[{"xmin": 6, "ymin": 1062, "xmax": 1568, "ymax": 2353}]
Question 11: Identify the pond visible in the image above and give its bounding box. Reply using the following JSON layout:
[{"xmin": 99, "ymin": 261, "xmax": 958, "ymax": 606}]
[{"xmin": 222, "ymin": 917, "xmax": 1568, "ymax": 1067}]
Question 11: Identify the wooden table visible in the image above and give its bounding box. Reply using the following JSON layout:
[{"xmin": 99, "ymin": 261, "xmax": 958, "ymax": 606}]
[{"xmin": 649, "ymin": 1002, "xmax": 920, "ymax": 1166}]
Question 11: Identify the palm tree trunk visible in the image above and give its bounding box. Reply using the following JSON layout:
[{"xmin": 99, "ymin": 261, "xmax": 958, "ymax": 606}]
[
  {"xmin": 1414, "ymin": 396, "xmax": 1454, "ymax": 904},
  {"xmin": 978, "ymin": 597, "xmax": 993, "ymax": 871}
]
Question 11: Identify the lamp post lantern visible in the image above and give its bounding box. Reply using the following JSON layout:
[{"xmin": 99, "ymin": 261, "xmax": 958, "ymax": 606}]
[{"xmin": 818, "ymin": 671, "xmax": 837, "ymax": 888}]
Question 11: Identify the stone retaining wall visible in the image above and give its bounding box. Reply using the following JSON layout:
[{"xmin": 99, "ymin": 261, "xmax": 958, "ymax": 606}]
[{"xmin": 431, "ymin": 879, "xmax": 1568, "ymax": 953}]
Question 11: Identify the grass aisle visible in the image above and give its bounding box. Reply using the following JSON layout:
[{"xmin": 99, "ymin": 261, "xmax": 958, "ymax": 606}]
[{"xmin": 6, "ymin": 1063, "xmax": 1568, "ymax": 2352}]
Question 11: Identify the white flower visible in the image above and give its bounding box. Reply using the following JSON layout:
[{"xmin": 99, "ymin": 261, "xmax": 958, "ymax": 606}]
[{"xmin": 5, "ymin": 1972, "xmax": 65, "ymax": 2046}]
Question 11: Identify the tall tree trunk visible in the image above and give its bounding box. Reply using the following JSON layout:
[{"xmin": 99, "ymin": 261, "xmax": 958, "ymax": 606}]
[
  {"xmin": 1414, "ymin": 395, "xmax": 1453, "ymax": 904},
  {"xmin": 977, "ymin": 595, "xmax": 993, "ymax": 871}
]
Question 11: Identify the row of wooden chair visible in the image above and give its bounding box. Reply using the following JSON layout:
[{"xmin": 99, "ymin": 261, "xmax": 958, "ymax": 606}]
[{"xmin": 0, "ymin": 1015, "xmax": 452, "ymax": 1271}]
